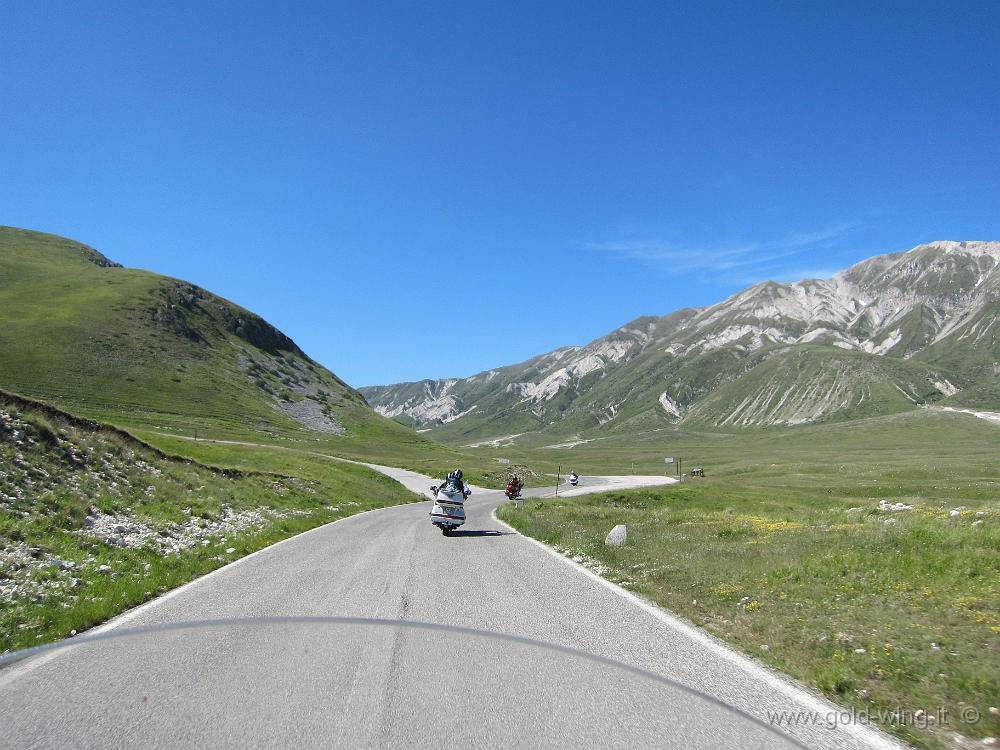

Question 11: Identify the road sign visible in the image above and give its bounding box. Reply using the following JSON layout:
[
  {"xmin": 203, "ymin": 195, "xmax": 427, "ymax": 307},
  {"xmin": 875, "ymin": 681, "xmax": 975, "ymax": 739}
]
[{"xmin": 665, "ymin": 457, "xmax": 675, "ymax": 464}]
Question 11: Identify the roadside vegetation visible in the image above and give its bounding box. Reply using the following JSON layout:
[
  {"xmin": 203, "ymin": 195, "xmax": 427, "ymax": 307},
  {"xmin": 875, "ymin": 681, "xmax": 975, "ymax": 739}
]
[
  {"xmin": 497, "ymin": 410, "xmax": 999, "ymax": 749},
  {"xmin": 0, "ymin": 394, "xmax": 418, "ymax": 654}
]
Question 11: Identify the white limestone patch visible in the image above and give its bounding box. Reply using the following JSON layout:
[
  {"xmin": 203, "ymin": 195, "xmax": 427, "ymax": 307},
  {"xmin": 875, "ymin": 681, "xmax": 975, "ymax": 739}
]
[
  {"xmin": 591, "ymin": 338, "xmax": 634, "ymax": 363},
  {"xmin": 520, "ymin": 367, "xmax": 573, "ymax": 402},
  {"xmin": 462, "ymin": 433, "xmax": 525, "ymax": 448},
  {"xmin": 658, "ymin": 392, "xmax": 684, "ymax": 420},
  {"xmin": 932, "ymin": 379, "xmax": 960, "ymax": 397},
  {"xmin": 695, "ymin": 325, "xmax": 795, "ymax": 354},
  {"xmin": 598, "ymin": 398, "xmax": 628, "ymax": 424},
  {"xmin": 862, "ymin": 329, "xmax": 903, "ymax": 356},
  {"xmin": 543, "ymin": 438, "xmax": 596, "ymax": 449},
  {"xmin": 568, "ymin": 353, "xmax": 606, "ymax": 379},
  {"xmin": 442, "ymin": 404, "xmax": 478, "ymax": 424}
]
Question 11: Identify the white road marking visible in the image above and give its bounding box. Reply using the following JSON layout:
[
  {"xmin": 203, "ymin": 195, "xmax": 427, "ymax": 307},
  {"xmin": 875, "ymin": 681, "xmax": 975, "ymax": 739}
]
[{"xmin": 489, "ymin": 510, "xmax": 905, "ymax": 750}]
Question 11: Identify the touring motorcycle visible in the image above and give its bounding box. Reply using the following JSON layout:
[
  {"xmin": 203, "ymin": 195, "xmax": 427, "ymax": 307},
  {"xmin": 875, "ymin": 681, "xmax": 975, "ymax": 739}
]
[{"xmin": 429, "ymin": 481, "xmax": 470, "ymax": 534}]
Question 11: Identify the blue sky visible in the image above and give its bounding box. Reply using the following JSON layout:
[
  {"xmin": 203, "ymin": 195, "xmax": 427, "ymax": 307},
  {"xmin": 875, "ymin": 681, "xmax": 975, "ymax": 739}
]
[{"xmin": 2, "ymin": 2, "xmax": 998, "ymax": 386}]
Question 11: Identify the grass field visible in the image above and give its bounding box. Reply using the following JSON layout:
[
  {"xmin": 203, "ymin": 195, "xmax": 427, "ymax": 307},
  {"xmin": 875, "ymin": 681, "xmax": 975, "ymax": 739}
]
[{"xmin": 496, "ymin": 410, "xmax": 1000, "ymax": 749}]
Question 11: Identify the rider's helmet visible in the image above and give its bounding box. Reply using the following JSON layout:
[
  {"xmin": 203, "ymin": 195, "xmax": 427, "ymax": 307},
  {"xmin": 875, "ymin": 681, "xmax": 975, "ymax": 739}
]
[{"xmin": 448, "ymin": 469, "xmax": 463, "ymax": 482}]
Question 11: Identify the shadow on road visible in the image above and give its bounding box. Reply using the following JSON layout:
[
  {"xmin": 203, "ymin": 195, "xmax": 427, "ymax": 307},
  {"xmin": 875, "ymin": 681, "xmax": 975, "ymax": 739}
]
[{"xmin": 445, "ymin": 529, "xmax": 512, "ymax": 538}]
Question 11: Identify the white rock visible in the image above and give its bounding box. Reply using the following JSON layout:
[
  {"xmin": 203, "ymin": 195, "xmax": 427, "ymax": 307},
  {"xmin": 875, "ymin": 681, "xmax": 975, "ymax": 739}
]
[
  {"xmin": 950, "ymin": 510, "xmax": 962, "ymax": 518},
  {"xmin": 879, "ymin": 500, "xmax": 914, "ymax": 512},
  {"xmin": 225, "ymin": 548, "xmax": 236, "ymax": 554},
  {"xmin": 760, "ymin": 644, "xmax": 769, "ymax": 652},
  {"xmin": 605, "ymin": 525, "xmax": 627, "ymax": 547},
  {"xmin": 97, "ymin": 565, "xmax": 111, "ymax": 573},
  {"xmin": 973, "ymin": 520, "xmax": 984, "ymax": 527}
]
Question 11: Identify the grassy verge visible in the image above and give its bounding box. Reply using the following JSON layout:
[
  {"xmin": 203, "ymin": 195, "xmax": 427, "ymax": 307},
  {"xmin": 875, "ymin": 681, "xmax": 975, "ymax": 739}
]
[
  {"xmin": 0, "ymin": 396, "xmax": 417, "ymax": 654},
  {"xmin": 497, "ymin": 413, "xmax": 1000, "ymax": 749}
]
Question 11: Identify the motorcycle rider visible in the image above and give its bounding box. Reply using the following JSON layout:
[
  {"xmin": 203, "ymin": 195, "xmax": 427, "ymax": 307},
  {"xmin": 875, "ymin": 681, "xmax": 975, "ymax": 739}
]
[
  {"xmin": 440, "ymin": 469, "xmax": 467, "ymax": 496},
  {"xmin": 505, "ymin": 474, "xmax": 523, "ymax": 497},
  {"xmin": 569, "ymin": 470, "xmax": 579, "ymax": 485}
]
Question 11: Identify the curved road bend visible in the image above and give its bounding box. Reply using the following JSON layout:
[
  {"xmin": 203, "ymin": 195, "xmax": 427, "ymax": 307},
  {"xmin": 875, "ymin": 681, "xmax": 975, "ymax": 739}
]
[{"xmin": 0, "ymin": 468, "xmax": 901, "ymax": 749}]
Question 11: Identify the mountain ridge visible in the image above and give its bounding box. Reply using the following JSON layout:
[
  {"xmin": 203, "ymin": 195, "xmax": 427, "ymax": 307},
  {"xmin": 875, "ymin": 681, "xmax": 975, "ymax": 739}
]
[{"xmin": 362, "ymin": 241, "xmax": 1000, "ymax": 440}]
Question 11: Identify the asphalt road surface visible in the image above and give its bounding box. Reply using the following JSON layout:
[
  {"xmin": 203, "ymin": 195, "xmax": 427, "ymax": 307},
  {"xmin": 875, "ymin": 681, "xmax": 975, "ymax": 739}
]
[{"xmin": 0, "ymin": 468, "xmax": 901, "ymax": 749}]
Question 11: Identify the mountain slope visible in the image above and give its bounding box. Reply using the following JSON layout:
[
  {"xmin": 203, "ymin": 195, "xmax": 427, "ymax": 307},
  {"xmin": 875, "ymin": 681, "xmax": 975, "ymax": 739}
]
[
  {"xmin": 681, "ymin": 346, "xmax": 942, "ymax": 428},
  {"xmin": 0, "ymin": 226, "xmax": 423, "ymax": 449},
  {"xmin": 363, "ymin": 241, "xmax": 1000, "ymax": 441}
]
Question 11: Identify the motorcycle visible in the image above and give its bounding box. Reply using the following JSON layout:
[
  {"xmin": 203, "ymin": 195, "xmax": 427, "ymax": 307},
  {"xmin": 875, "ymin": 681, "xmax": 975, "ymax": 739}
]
[
  {"xmin": 568, "ymin": 473, "xmax": 579, "ymax": 487},
  {"xmin": 505, "ymin": 481, "xmax": 523, "ymax": 508},
  {"xmin": 429, "ymin": 482, "xmax": 470, "ymax": 534}
]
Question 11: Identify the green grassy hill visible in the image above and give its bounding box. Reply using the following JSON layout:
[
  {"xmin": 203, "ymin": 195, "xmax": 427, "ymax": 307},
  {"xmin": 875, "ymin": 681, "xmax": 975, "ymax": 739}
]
[{"xmin": 0, "ymin": 227, "xmax": 462, "ymax": 469}]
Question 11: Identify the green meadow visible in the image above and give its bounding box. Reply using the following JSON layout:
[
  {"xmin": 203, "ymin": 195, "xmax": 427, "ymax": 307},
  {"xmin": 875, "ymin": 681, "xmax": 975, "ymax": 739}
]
[{"xmin": 496, "ymin": 410, "xmax": 1000, "ymax": 749}]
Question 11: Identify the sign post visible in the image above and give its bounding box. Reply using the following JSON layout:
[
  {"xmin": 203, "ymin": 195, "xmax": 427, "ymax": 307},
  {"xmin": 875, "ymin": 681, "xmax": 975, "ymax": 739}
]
[{"xmin": 556, "ymin": 465, "xmax": 561, "ymax": 496}]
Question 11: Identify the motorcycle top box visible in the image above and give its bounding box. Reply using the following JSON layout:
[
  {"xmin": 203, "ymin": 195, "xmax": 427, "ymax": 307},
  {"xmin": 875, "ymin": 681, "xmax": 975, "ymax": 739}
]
[{"xmin": 430, "ymin": 483, "xmax": 468, "ymax": 535}]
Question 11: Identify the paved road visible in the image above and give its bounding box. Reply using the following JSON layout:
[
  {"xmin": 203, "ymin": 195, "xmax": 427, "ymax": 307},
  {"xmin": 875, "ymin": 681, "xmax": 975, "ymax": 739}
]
[{"xmin": 0, "ymin": 469, "xmax": 900, "ymax": 749}]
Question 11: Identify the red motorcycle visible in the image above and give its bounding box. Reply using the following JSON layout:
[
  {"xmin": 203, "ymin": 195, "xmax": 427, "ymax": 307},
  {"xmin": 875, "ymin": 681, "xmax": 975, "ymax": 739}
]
[{"xmin": 505, "ymin": 479, "xmax": 523, "ymax": 506}]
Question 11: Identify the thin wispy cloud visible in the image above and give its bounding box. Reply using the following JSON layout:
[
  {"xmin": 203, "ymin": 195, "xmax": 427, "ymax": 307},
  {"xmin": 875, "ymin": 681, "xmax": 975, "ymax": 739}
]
[{"xmin": 584, "ymin": 222, "xmax": 860, "ymax": 285}]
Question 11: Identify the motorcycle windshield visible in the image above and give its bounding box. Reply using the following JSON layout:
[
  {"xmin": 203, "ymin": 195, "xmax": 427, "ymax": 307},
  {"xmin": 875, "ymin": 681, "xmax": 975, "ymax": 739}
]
[{"xmin": 0, "ymin": 618, "xmax": 805, "ymax": 748}]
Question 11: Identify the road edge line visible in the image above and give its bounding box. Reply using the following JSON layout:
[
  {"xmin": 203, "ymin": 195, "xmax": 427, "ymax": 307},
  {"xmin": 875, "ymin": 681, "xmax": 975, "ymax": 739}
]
[{"xmin": 490, "ymin": 506, "xmax": 906, "ymax": 750}]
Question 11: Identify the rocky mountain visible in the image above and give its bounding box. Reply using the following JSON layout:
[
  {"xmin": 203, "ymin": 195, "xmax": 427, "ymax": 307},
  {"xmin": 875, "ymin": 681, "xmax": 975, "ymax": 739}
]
[{"xmin": 362, "ymin": 241, "xmax": 1000, "ymax": 441}]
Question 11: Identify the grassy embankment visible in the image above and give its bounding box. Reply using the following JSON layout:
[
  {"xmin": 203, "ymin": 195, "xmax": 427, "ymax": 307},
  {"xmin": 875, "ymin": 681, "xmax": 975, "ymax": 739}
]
[
  {"xmin": 0, "ymin": 393, "xmax": 418, "ymax": 655},
  {"xmin": 496, "ymin": 410, "xmax": 999, "ymax": 749}
]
